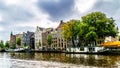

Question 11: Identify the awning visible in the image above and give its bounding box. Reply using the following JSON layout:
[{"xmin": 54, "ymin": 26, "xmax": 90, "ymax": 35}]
[{"xmin": 101, "ymin": 41, "xmax": 120, "ymax": 47}]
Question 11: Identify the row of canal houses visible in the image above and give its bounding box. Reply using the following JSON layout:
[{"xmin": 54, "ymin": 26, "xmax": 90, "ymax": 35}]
[
  {"xmin": 10, "ymin": 20, "xmax": 69, "ymax": 51},
  {"xmin": 10, "ymin": 31, "xmax": 34, "ymax": 49},
  {"xmin": 10, "ymin": 20, "xmax": 119, "ymax": 53}
]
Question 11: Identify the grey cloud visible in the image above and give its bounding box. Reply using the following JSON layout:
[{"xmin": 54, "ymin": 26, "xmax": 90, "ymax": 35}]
[
  {"xmin": 92, "ymin": 0, "xmax": 120, "ymax": 15},
  {"xmin": 89, "ymin": 0, "xmax": 120, "ymax": 31},
  {"xmin": 0, "ymin": 1, "xmax": 35, "ymax": 41},
  {"xmin": 1, "ymin": 0, "xmax": 120, "ymax": 41},
  {"xmin": 37, "ymin": 0, "xmax": 75, "ymax": 21}
]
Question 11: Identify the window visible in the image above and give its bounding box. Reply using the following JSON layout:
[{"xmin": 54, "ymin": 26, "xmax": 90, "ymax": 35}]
[
  {"xmin": 80, "ymin": 47, "xmax": 84, "ymax": 51},
  {"xmin": 93, "ymin": 48, "xmax": 95, "ymax": 51},
  {"xmin": 89, "ymin": 48, "xmax": 95, "ymax": 51}
]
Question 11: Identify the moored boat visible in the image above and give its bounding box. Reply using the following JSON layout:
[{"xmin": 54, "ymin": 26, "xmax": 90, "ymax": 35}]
[
  {"xmin": 5, "ymin": 48, "xmax": 25, "ymax": 52},
  {"xmin": 66, "ymin": 41, "xmax": 120, "ymax": 54},
  {"xmin": 66, "ymin": 46, "xmax": 104, "ymax": 54}
]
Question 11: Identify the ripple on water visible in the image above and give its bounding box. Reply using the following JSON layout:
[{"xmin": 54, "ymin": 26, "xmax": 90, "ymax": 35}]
[{"xmin": 0, "ymin": 58, "xmax": 97, "ymax": 68}]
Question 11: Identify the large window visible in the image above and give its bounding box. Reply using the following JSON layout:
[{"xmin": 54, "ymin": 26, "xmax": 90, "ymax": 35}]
[
  {"xmin": 80, "ymin": 47, "xmax": 84, "ymax": 51},
  {"xmin": 89, "ymin": 48, "xmax": 95, "ymax": 51}
]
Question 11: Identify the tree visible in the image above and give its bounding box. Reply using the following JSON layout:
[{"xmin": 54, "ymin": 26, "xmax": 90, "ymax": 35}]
[
  {"xmin": 62, "ymin": 20, "xmax": 80, "ymax": 47},
  {"xmin": 85, "ymin": 31, "xmax": 98, "ymax": 45},
  {"xmin": 78, "ymin": 22, "xmax": 98, "ymax": 46},
  {"xmin": 38, "ymin": 40, "xmax": 41, "ymax": 47},
  {"xmin": 5, "ymin": 41, "xmax": 10, "ymax": 49},
  {"xmin": 0, "ymin": 40, "xmax": 5, "ymax": 50},
  {"xmin": 78, "ymin": 22, "xmax": 89, "ymax": 46},
  {"xmin": 16, "ymin": 38, "xmax": 21, "ymax": 47},
  {"xmin": 23, "ymin": 43, "xmax": 27, "ymax": 49},
  {"xmin": 47, "ymin": 34, "xmax": 52, "ymax": 47},
  {"xmin": 24, "ymin": 43, "xmax": 27, "ymax": 47},
  {"xmin": 82, "ymin": 12, "xmax": 118, "ymax": 44},
  {"xmin": 119, "ymin": 36, "xmax": 120, "ymax": 41},
  {"xmin": 9, "ymin": 43, "xmax": 15, "ymax": 49},
  {"xmin": 37, "ymin": 40, "xmax": 41, "ymax": 49},
  {"xmin": 62, "ymin": 11, "xmax": 118, "ymax": 47}
]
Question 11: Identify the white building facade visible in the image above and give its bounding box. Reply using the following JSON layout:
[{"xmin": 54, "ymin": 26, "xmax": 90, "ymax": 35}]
[
  {"xmin": 105, "ymin": 36, "xmax": 119, "ymax": 42},
  {"xmin": 35, "ymin": 26, "xmax": 44, "ymax": 50}
]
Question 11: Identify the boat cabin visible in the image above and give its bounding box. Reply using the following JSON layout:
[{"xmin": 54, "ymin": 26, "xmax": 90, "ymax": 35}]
[{"xmin": 66, "ymin": 46, "xmax": 104, "ymax": 53}]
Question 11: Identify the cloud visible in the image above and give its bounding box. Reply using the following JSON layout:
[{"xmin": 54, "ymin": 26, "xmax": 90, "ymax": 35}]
[
  {"xmin": 3, "ymin": 0, "xmax": 23, "ymax": 6},
  {"xmin": 0, "ymin": 0, "xmax": 37, "ymax": 41},
  {"xmin": 0, "ymin": 26, "xmax": 4, "ymax": 31},
  {"xmin": 0, "ymin": 0, "xmax": 60, "ymax": 41},
  {"xmin": 37, "ymin": 0, "xmax": 74, "ymax": 21},
  {"xmin": 0, "ymin": 16, "xmax": 3, "ymax": 22},
  {"xmin": 89, "ymin": 0, "xmax": 120, "ymax": 32},
  {"xmin": 91, "ymin": 0, "xmax": 120, "ymax": 15},
  {"xmin": 0, "ymin": 0, "xmax": 35, "ymax": 26},
  {"xmin": 0, "ymin": 0, "xmax": 120, "ymax": 41},
  {"xmin": 74, "ymin": 0, "xmax": 96, "ymax": 13}
]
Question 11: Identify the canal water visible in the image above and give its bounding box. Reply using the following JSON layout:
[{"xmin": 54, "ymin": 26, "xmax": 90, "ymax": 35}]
[{"xmin": 0, "ymin": 52, "xmax": 120, "ymax": 68}]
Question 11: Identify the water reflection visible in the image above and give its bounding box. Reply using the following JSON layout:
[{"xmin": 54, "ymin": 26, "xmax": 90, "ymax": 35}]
[{"xmin": 0, "ymin": 52, "xmax": 120, "ymax": 67}]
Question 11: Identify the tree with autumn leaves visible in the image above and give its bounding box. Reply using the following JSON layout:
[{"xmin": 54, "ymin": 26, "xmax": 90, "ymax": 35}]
[
  {"xmin": 62, "ymin": 20, "xmax": 80, "ymax": 47},
  {"xmin": 62, "ymin": 12, "xmax": 118, "ymax": 47}
]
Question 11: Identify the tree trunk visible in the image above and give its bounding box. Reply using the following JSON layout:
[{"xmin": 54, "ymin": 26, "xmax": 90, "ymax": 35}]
[
  {"xmin": 77, "ymin": 37, "xmax": 80, "ymax": 47},
  {"xmin": 72, "ymin": 37, "xmax": 75, "ymax": 47}
]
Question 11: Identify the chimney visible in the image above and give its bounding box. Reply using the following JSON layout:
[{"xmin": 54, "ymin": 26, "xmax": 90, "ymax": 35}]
[{"xmin": 60, "ymin": 20, "xmax": 63, "ymax": 23}]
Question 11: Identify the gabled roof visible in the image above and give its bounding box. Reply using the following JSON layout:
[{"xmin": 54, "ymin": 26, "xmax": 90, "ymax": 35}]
[
  {"xmin": 30, "ymin": 33, "xmax": 35, "ymax": 38},
  {"xmin": 36, "ymin": 26, "xmax": 45, "ymax": 31},
  {"xmin": 56, "ymin": 20, "xmax": 65, "ymax": 30}
]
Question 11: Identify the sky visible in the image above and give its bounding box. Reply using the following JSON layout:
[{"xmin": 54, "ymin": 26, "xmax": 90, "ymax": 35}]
[{"xmin": 0, "ymin": 0, "xmax": 120, "ymax": 41}]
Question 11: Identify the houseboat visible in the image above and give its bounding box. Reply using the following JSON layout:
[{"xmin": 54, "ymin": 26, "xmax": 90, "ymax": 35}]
[
  {"xmin": 66, "ymin": 41, "xmax": 120, "ymax": 54},
  {"xmin": 66, "ymin": 46, "xmax": 104, "ymax": 54}
]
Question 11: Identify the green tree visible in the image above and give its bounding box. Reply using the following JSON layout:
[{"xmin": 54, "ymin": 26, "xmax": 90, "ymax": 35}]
[
  {"xmin": 62, "ymin": 20, "xmax": 80, "ymax": 47},
  {"xmin": 16, "ymin": 38, "xmax": 21, "ymax": 47},
  {"xmin": 5, "ymin": 41, "xmax": 10, "ymax": 49},
  {"xmin": 47, "ymin": 34, "xmax": 52, "ymax": 47},
  {"xmin": 62, "ymin": 11, "xmax": 118, "ymax": 47},
  {"xmin": 11, "ymin": 44, "xmax": 15, "ymax": 49},
  {"xmin": 0, "ymin": 40, "xmax": 5, "ymax": 49},
  {"xmin": 78, "ymin": 23, "xmax": 98, "ymax": 46},
  {"xmin": 38, "ymin": 40, "xmax": 41, "ymax": 47},
  {"xmin": 85, "ymin": 31, "xmax": 98, "ymax": 45},
  {"xmin": 78, "ymin": 22, "xmax": 89, "ymax": 46},
  {"xmin": 119, "ymin": 36, "xmax": 120, "ymax": 41},
  {"xmin": 23, "ymin": 43, "xmax": 27, "ymax": 49},
  {"xmin": 82, "ymin": 12, "xmax": 118, "ymax": 44},
  {"xmin": 24, "ymin": 43, "xmax": 27, "ymax": 47}
]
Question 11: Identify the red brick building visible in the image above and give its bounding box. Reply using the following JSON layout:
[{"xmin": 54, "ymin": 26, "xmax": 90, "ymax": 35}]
[{"xmin": 10, "ymin": 32, "xmax": 16, "ymax": 47}]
